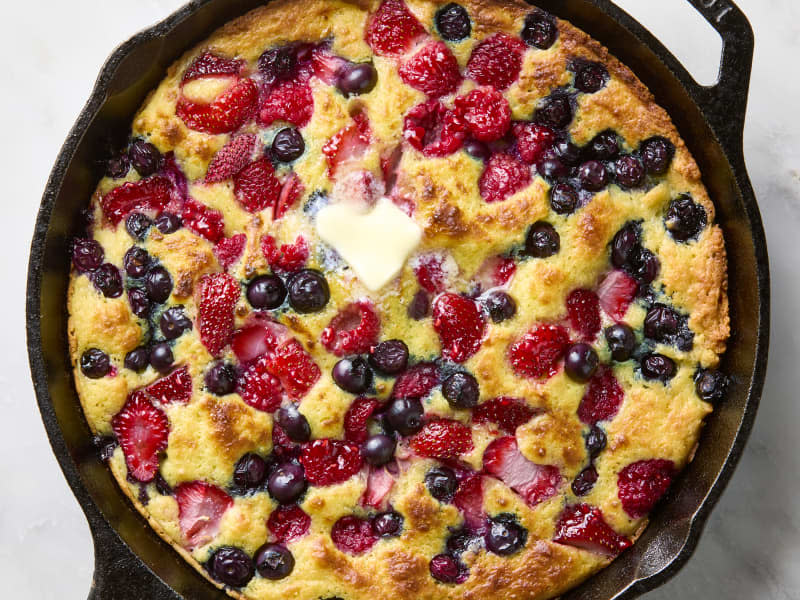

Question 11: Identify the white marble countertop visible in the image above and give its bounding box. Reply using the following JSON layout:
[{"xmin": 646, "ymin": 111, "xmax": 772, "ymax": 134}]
[{"xmin": 2, "ymin": 0, "xmax": 797, "ymax": 597}]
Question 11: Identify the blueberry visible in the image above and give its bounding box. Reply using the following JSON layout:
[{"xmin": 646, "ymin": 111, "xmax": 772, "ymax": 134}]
[
  {"xmin": 127, "ymin": 288, "xmax": 151, "ymax": 318},
  {"xmin": 564, "ymin": 343, "xmax": 599, "ymax": 383},
  {"xmin": 665, "ymin": 195, "xmax": 707, "ymax": 242},
  {"xmin": 363, "ymin": 434, "xmax": 396, "ymax": 466},
  {"xmin": 589, "ymin": 130, "xmax": 620, "ymax": 160},
  {"xmin": 258, "ymin": 46, "xmax": 297, "ymax": 83},
  {"xmin": 93, "ymin": 435, "xmax": 118, "ymax": 462},
  {"xmin": 149, "ymin": 342, "xmax": 174, "ymax": 373},
  {"xmin": 429, "ymin": 554, "xmax": 462, "ymax": 583},
  {"xmin": 154, "ymin": 472, "xmax": 173, "ymax": 496},
  {"xmin": 552, "ymin": 139, "xmax": 581, "ymax": 166},
  {"xmin": 124, "ymin": 347, "xmax": 149, "ymax": 372},
  {"xmin": 81, "ymin": 348, "xmax": 111, "ymax": 378},
  {"xmin": 578, "ymin": 160, "xmax": 609, "ymax": 192},
  {"xmin": 233, "ymin": 453, "xmax": 268, "ymax": 490},
  {"xmin": 484, "ymin": 290, "xmax": 517, "ymax": 323},
  {"xmin": 585, "ymin": 425, "xmax": 606, "ymax": 458},
  {"xmin": 435, "ymin": 3, "xmax": 471, "ymax": 41},
  {"xmin": 446, "ymin": 528, "xmax": 479, "ymax": 555},
  {"xmin": 521, "ymin": 9, "xmax": 558, "ymax": 50},
  {"xmin": 644, "ymin": 304, "xmax": 680, "ymax": 342},
  {"xmin": 145, "ymin": 266, "xmax": 173, "ymax": 303},
  {"xmin": 605, "ymin": 324, "xmax": 636, "ymax": 361},
  {"xmin": 408, "ymin": 289, "xmax": 431, "ymax": 320},
  {"xmin": 92, "ymin": 263, "xmax": 123, "ymax": 298},
  {"xmin": 525, "ymin": 221, "xmax": 560, "ymax": 258},
  {"xmin": 535, "ymin": 94, "xmax": 573, "ymax": 129},
  {"xmin": 549, "ymin": 183, "xmax": 579, "ymax": 215},
  {"xmin": 630, "ymin": 247, "xmax": 660, "ymax": 284},
  {"xmin": 425, "ymin": 467, "xmax": 458, "ymax": 501},
  {"xmin": 71, "ymin": 238, "xmax": 104, "ymax": 273},
  {"xmin": 640, "ymin": 136, "xmax": 675, "ymax": 175},
  {"xmin": 125, "ymin": 212, "xmax": 152, "ymax": 240},
  {"xmin": 268, "ymin": 463, "xmax": 307, "ymax": 503},
  {"xmin": 372, "ymin": 511, "xmax": 403, "ymax": 537},
  {"xmin": 154, "ymin": 212, "xmax": 182, "ymax": 234},
  {"xmin": 332, "ymin": 357, "xmax": 372, "ymax": 394},
  {"xmin": 205, "ymin": 362, "xmax": 236, "ymax": 396},
  {"xmin": 573, "ymin": 61, "xmax": 609, "ymax": 93},
  {"xmin": 247, "ymin": 274, "xmax": 287, "ymax": 310},
  {"xmin": 537, "ymin": 156, "xmax": 568, "ymax": 180},
  {"xmin": 271, "ymin": 128, "xmax": 305, "ymax": 162},
  {"xmin": 611, "ymin": 223, "xmax": 640, "ymax": 268},
  {"xmin": 207, "ymin": 546, "xmax": 254, "ymax": 588},
  {"xmin": 369, "ymin": 339, "xmax": 409, "ymax": 375},
  {"xmin": 615, "ymin": 155, "xmax": 645, "ymax": 188},
  {"xmin": 160, "ymin": 306, "xmax": 192, "ymax": 340},
  {"xmin": 276, "ymin": 405, "xmax": 311, "ymax": 442},
  {"xmin": 337, "ymin": 63, "xmax": 378, "ymax": 96},
  {"xmin": 123, "ymin": 246, "xmax": 151, "ymax": 278},
  {"xmin": 385, "ymin": 397, "xmax": 424, "ymax": 436},
  {"xmin": 106, "ymin": 153, "xmax": 130, "ymax": 179},
  {"xmin": 287, "ymin": 269, "xmax": 329, "ymax": 313},
  {"xmin": 442, "ymin": 372, "xmax": 479, "ymax": 409},
  {"xmin": 485, "ymin": 514, "xmax": 527, "ymax": 556},
  {"xmin": 695, "ymin": 369, "xmax": 728, "ymax": 403},
  {"xmin": 641, "ymin": 353, "xmax": 676, "ymax": 382},
  {"xmin": 571, "ymin": 465, "xmax": 598, "ymax": 496},
  {"xmin": 464, "ymin": 139, "xmax": 490, "ymax": 160},
  {"xmin": 255, "ymin": 544, "xmax": 294, "ymax": 580},
  {"xmin": 128, "ymin": 140, "xmax": 162, "ymax": 177}
]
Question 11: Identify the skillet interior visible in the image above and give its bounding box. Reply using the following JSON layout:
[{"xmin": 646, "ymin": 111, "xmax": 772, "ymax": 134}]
[{"xmin": 26, "ymin": 1, "xmax": 768, "ymax": 598}]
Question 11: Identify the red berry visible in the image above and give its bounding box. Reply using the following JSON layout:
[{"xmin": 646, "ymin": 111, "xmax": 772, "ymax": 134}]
[
  {"xmin": 365, "ymin": 0, "xmax": 425, "ymax": 57},
  {"xmin": 266, "ymin": 339, "xmax": 320, "ymax": 400},
  {"xmin": 111, "ymin": 392, "xmax": 169, "ymax": 483},
  {"xmin": 274, "ymin": 172, "xmax": 304, "ymax": 220},
  {"xmin": 322, "ymin": 300, "xmax": 381, "ymax": 357},
  {"xmin": 261, "ymin": 235, "xmax": 309, "ymax": 273},
  {"xmin": 553, "ymin": 503, "xmax": 632, "ymax": 557},
  {"xmin": 144, "ymin": 366, "xmax": 193, "ymax": 405},
  {"xmin": 483, "ymin": 436, "xmax": 562, "ymax": 507},
  {"xmin": 257, "ymin": 79, "xmax": 314, "ymax": 128},
  {"xmin": 237, "ymin": 355, "xmax": 285, "ymax": 412},
  {"xmin": 175, "ymin": 481, "xmax": 233, "ymax": 549},
  {"xmin": 331, "ymin": 515, "xmax": 378, "ymax": 555},
  {"xmin": 181, "ymin": 197, "xmax": 225, "ymax": 243},
  {"xmin": 213, "ymin": 233, "xmax": 247, "ymax": 269},
  {"xmin": 479, "ymin": 153, "xmax": 531, "ymax": 203},
  {"xmin": 234, "ymin": 157, "xmax": 282, "ymax": 213},
  {"xmin": 413, "ymin": 252, "xmax": 451, "ymax": 293},
  {"xmin": 472, "ymin": 255, "xmax": 516, "ymax": 292},
  {"xmin": 403, "ymin": 100, "xmax": 466, "ymax": 157},
  {"xmin": 508, "ymin": 324, "xmax": 570, "ymax": 379},
  {"xmin": 472, "ymin": 397, "xmax": 537, "ymax": 434},
  {"xmin": 196, "ymin": 273, "xmax": 240, "ymax": 357},
  {"xmin": 300, "ymin": 438, "xmax": 363, "ymax": 486},
  {"xmin": 344, "ymin": 397, "xmax": 381, "ymax": 444},
  {"xmin": 176, "ymin": 77, "xmax": 258, "ymax": 135},
  {"xmin": 399, "ymin": 41, "xmax": 461, "ymax": 98},
  {"xmin": 433, "ymin": 293, "xmax": 486, "ymax": 363},
  {"xmin": 617, "ymin": 459, "xmax": 676, "ymax": 518},
  {"xmin": 361, "ymin": 465, "xmax": 396, "ymax": 509},
  {"xmin": 101, "ymin": 176, "xmax": 173, "ymax": 226},
  {"xmin": 466, "ymin": 33, "xmax": 526, "ymax": 90},
  {"xmin": 183, "ymin": 52, "xmax": 243, "ymax": 83},
  {"xmin": 597, "ymin": 269, "xmax": 639, "ymax": 321},
  {"xmin": 577, "ymin": 365, "xmax": 624, "ymax": 425},
  {"xmin": 452, "ymin": 473, "xmax": 485, "ymax": 530},
  {"xmin": 310, "ymin": 46, "xmax": 348, "ymax": 85},
  {"xmin": 513, "ymin": 122, "xmax": 555, "ymax": 164},
  {"xmin": 267, "ymin": 504, "xmax": 311, "ymax": 542},
  {"xmin": 391, "ymin": 362, "xmax": 440, "ymax": 399},
  {"xmin": 566, "ymin": 288, "xmax": 601, "ymax": 341},
  {"xmin": 454, "ymin": 88, "xmax": 511, "ymax": 142},
  {"xmin": 409, "ymin": 419, "xmax": 474, "ymax": 459},
  {"xmin": 205, "ymin": 134, "xmax": 258, "ymax": 183},
  {"xmin": 231, "ymin": 324, "xmax": 283, "ymax": 363},
  {"xmin": 322, "ymin": 113, "xmax": 371, "ymax": 175}
]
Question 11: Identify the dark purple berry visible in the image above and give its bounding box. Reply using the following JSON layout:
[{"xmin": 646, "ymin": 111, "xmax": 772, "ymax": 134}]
[
  {"xmin": 578, "ymin": 160, "xmax": 609, "ymax": 192},
  {"xmin": 442, "ymin": 372, "xmax": 479, "ymax": 409},
  {"xmin": 484, "ymin": 290, "xmax": 517, "ymax": 323},
  {"xmin": 525, "ymin": 221, "xmax": 560, "ymax": 258},
  {"xmin": 464, "ymin": 139, "xmax": 490, "ymax": 160},
  {"xmin": 549, "ymin": 183, "xmax": 579, "ymax": 215},
  {"xmin": 573, "ymin": 61, "xmax": 609, "ymax": 93},
  {"xmin": 429, "ymin": 554, "xmax": 462, "ymax": 583},
  {"xmin": 93, "ymin": 263, "xmax": 123, "ymax": 298},
  {"xmin": 535, "ymin": 94, "xmax": 573, "ymax": 129},
  {"xmin": 268, "ymin": 463, "xmax": 307, "ymax": 503},
  {"xmin": 385, "ymin": 397, "xmax": 424, "ymax": 436},
  {"xmin": 106, "ymin": 154, "xmax": 130, "ymax": 179},
  {"xmin": 640, "ymin": 136, "xmax": 675, "ymax": 175},
  {"xmin": 369, "ymin": 339, "xmax": 409, "ymax": 375},
  {"xmin": 537, "ymin": 156, "xmax": 568, "ymax": 180},
  {"xmin": 127, "ymin": 288, "xmax": 151, "ymax": 318},
  {"xmin": 276, "ymin": 405, "xmax": 311, "ymax": 442},
  {"xmin": 247, "ymin": 274, "xmax": 287, "ymax": 310},
  {"xmin": 123, "ymin": 246, "xmax": 151, "ymax": 278},
  {"xmin": 408, "ymin": 289, "xmax": 431, "ymax": 320},
  {"xmin": 287, "ymin": 269, "xmax": 329, "ymax": 313},
  {"xmin": 233, "ymin": 453, "xmax": 268, "ymax": 490},
  {"xmin": 425, "ymin": 467, "xmax": 458, "ymax": 501},
  {"xmin": 372, "ymin": 511, "xmax": 403, "ymax": 537},
  {"xmin": 695, "ymin": 370, "xmax": 728, "ymax": 403},
  {"xmin": 644, "ymin": 304, "xmax": 680, "ymax": 341},
  {"xmin": 93, "ymin": 435, "xmax": 118, "ymax": 461},
  {"xmin": 255, "ymin": 544, "xmax": 294, "ymax": 580},
  {"xmin": 154, "ymin": 472, "xmax": 173, "ymax": 496},
  {"xmin": 72, "ymin": 238, "xmax": 104, "ymax": 273},
  {"xmin": 615, "ymin": 155, "xmax": 645, "ymax": 188},
  {"xmin": 363, "ymin": 434, "xmax": 396, "ymax": 466},
  {"xmin": 205, "ymin": 361, "xmax": 236, "ymax": 396},
  {"xmin": 585, "ymin": 425, "xmax": 606, "ymax": 458},
  {"xmin": 611, "ymin": 223, "xmax": 640, "ymax": 269},
  {"xmin": 572, "ymin": 465, "xmax": 598, "ymax": 496},
  {"xmin": 128, "ymin": 140, "xmax": 162, "ymax": 177},
  {"xmin": 605, "ymin": 324, "xmax": 636, "ymax": 361},
  {"xmin": 124, "ymin": 347, "xmax": 149, "ymax": 372},
  {"xmin": 446, "ymin": 528, "xmax": 479, "ymax": 555},
  {"xmin": 485, "ymin": 513, "xmax": 527, "ymax": 556},
  {"xmin": 80, "ymin": 348, "xmax": 110, "ymax": 378},
  {"xmin": 149, "ymin": 342, "xmax": 174, "ymax": 373},
  {"xmin": 564, "ymin": 343, "xmax": 599, "ymax": 383},
  {"xmin": 435, "ymin": 3, "xmax": 471, "ymax": 41},
  {"xmin": 145, "ymin": 266, "xmax": 173, "ymax": 303},
  {"xmin": 258, "ymin": 46, "xmax": 297, "ymax": 83},
  {"xmin": 665, "ymin": 195, "xmax": 707, "ymax": 242},
  {"xmin": 630, "ymin": 247, "xmax": 660, "ymax": 284},
  {"xmin": 271, "ymin": 128, "xmax": 305, "ymax": 162},
  {"xmin": 589, "ymin": 130, "xmax": 620, "ymax": 160},
  {"xmin": 521, "ymin": 10, "xmax": 558, "ymax": 49},
  {"xmin": 125, "ymin": 212, "xmax": 152, "ymax": 240},
  {"xmin": 337, "ymin": 63, "xmax": 378, "ymax": 96},
  {"xmin": 332, "ymin": 357, "xmax": 372, "ymax": 394},
  {"xmin": 641, "ymin": 353, "xmax": 676, "ymax": 382},
  {"xmin": 154, "ymin": 212, "xmax": 182, "ymax": 234},
  {"xmin": 208, "ymin": 547, "xmax": 254, "ymax": 588},
  {"xmin": 552, "ymin": 139, "xmax": 581, "ymax": 165},
  {"xmin": 160, "ymin": 306, "xmax": 191, "ymax": 340}
]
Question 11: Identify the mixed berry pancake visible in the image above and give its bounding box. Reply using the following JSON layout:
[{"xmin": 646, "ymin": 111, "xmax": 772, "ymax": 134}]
[{"xmin": 68, "ymin": 0, "xmax": 730, "ymax": 598}]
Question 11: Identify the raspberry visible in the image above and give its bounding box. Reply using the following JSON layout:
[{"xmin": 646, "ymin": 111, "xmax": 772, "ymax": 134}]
[
  {"xmin": 205, "ymin": 134, "xmax": 258, "ymax": 183},
  {"xmin": 454, "ymin": 88, "xmax": 511, "ymax": 142},
  {"xmin": 176, "ymin": 77, "xmax": 258, "ymax": 135},
  {"xmin": 213, "ymin": 233, "xmax": 247, "ymax": 270},
  {"xmin": 413, "ymin": 252, "xmax": 451, "ymax": 293},
  {"xmin": 144, "ymin": 366, "xmax": 193, "ymax": 405},
  {"xmin": 181, "ymin": 197, "xmax": 225, "ymax": 243},
  {"xmin": 365, "ymin": 0, "xmax": 426, "ymax": 57},
  {"xmin": 344, "ymin": 397, "xmax": 381, "ymax": 444},
  {"xmin": 331, "ymin": 515, "xmax": 378, "ymax": 555},
  {"xmin": 300, "ymin": 439, "xmax": 363, "ymax": 486},
  {"xmin": 183, "ymin": 52, "xmax": 243, "ymax": 83},
  {"xmin": 257, "ymin": 79, "xmax": 314, "ymax": 128},
  {"xmin": 321, "ymin": 300, "xmax": 381, "ymax": 356},
  {"xmin": 403, "ymin": 100, "xmax": 466, "ymax": 157},
  {"xmin": 409, "ymin": 419, "xmax": 474, "ymax": 459},
  {"xmin": 399, "ymin": 41, "xmax": 461, "ymax": 98},
  {"xmin": 577, "ymin": 366, "xmax": 624, "ymax": 425},
  {"xmin": 617, "ymin": 459, "xmax": 676, "ymax": 518},
  {"xmin": 266, "ymin": 339, "xmax": 320, "ymax": 399},
  {"xmin": 391, "ymin": 362, "xmax": 440, "ymax": 399},
  {"xmin": 479, "ymin": 153, "xmax": 531, "ymax": 203},
  {"xmin": 472, "ymin": 397, "xmax": 537, "ymax": 433},
  {"xmin": 196, "ymin": 273, "xmax": 240, "ymax": 357},
  {"xmin": 111, "ymin": 392, "xmax": 169, "ymax": 483},
  {"xmin": 101, "ymin": 176, "xmax": 173, "ymax": 226},
  {"xmin": 508, "ymin": 324, "xmax": 570, "ymax": 379},
  {"xmin": 566, "ymin": 288, "xmax": 601, "ymax": 341},
  {"xmin": 267, "ymin": 504, "xmax": 311, "ymax": 542},
  {"xmin": 261, "ymin": 235, "xmax": 309, "ymax": 273},
  {"xmin": 234, "ymin": 157, "xmax": 282, "ymax": 213},
  {"xmin": 236, "ymin": 355, "xmax": 285, "ymax": 412},
  {"xmin": 513, "ymin": 122, "xmax": 555, "ymax": 164},
  {"xmin": 466, "ymin": 33, "xmax": 526, "ymax": 90},
  {"xmin": 432, "ymin": 293, "xmax": 486, "ymax": 363}
]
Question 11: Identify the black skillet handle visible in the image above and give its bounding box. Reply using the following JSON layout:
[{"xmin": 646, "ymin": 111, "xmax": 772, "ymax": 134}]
[{"xmin": 685, "ymin": 0, "xmax": 754, "ymax": 154}]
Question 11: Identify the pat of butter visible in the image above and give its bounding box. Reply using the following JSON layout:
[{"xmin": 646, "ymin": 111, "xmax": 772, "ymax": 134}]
[{"xmin": 316, "ymin": 197, "xmax": 422, "ymax": 291}]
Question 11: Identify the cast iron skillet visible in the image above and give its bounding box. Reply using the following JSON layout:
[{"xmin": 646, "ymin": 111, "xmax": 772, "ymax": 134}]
[{"xmin": 26, "ymin": 0, "xmax": 769, "ymax": 598}]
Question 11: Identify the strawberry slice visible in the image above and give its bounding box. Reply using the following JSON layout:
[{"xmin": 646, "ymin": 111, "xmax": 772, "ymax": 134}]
[
  {"xmin": 577, "ymin": 366, "xmax": 624, "ymax": 425},
  {"xmin": 409, "ymin": 419, "xmax": 474, "ymax": 459},
  {"xmin": 175, "ymin": 481, "xmax": 233, "ymax": 549},
  {"xmin": 566, "ymin": 289, "xmax": 601, "ymax": 341},
  {"xmin": 257, "ymin": 79, "xmax": 314, "ymax": 128},
  {"xmin": 205, "ymin": 134, "xmax": 258, "ymax": 183},
  {"xmin": 267, "ymin": 504, "xmax": 311, "ymax": 542},
  {"xmin": 231, "ymin": 324, "xmax": 280, "ymax": 363},
  {"xmin": 111, "ymin": 392, "xmax": 169, "ymax": 482},
  {"xmin": 321, "ymin": 300, "xmax": 381, "ymax": 357},
  {"xmin": 310, "ymin": 46, "xmax": 348, "ymax": 85},
  {"xmin": 331, "ymin": 515, "xmax": 378, "ymax": 555},
  {"xmin": 391, "ymin": 362, "xmax": 440, "ymax": 399},
  {"xmin": 432, "ymin": 293, "xmax": 487, "ymax": 363},
  {"xmin": 236, "ymin": 354, "xmax": 285, "ymax": 412},
  {"xmin": 508, "ymin": 324, "xmax": 570, "ymax": 379},
  {"xmin": 176, "ymin": 77, "xmax": 258, "ymax": 135},
  {"xmin": 274, "ymin": 172, "xmax": 304, "ymax": 220},
  {"xmin": 183, "ymin": 52, "xmax": 243, "ymax": 83},
  {"xmin": 553, "ymin": 503, "xmax": 632, "ymax": 557},
  {"xmin": 617, "ymin": 459, "xmax": 676, "ymax": 518},
  {"xmin": 266, "ymin": 339, "xmax": 320, "ymax": 399},
  {"xmin": 344, "ymin": 397, "xmax": 381, "ymax": 444},
  {"xmin": 322, "ymin": 113, "xmax": 371, "ymax": 175},
  {"xmin": 213, "ymin": 233, "xmax": 247, "ymax": 270},
  {"xmin": 597, "ymin": 269, "xmax": 639, "ymax": 321},
  {"xmin": 472, "ymin": 397, "xmax": 537, "ymax": 434},
  {"xmin": 483, "ymin": 436, "xmax": 562, "ymax": 507},
  {"xmin": 261, "ymin": 235, "xmax": 309, "ymax": 273},
  {"xmin": 399, "ymin": 41, "xmax": 461, "ymax": 98},
  {"xmin": 196, "ymin": 273, "xmax": 240, "ymax": 357},
  {"xmin": 234, "ymin": 157, "xmax": 282, "ymax": 213},
  {"xmin": 101, "ymin": 176, "xmax": 173, "ymax": 226},
  {"xmin": 144, "ymin": 366, "xmax": 193, "ymax": 405},
  {"xmin": 300, "ymin": 438, "xmax": 363, "ymax": 486},
  {"xmin": 452, "ymin": 473, "xmax": 485, "ymax": 530},
  {"xmin": 365, "ymin": 0, "xmax": 426, "ymax": 57},
  {"xmin": 472, "ymin": 255, "xmax": 516, "ymax": 292},
  {"xmin": 361, "ymin": 465, "xmax": 396, "ymax": 509},
  {"xmin": 180, "ymin": 197, "xmax": 225, "ymax": 243}
]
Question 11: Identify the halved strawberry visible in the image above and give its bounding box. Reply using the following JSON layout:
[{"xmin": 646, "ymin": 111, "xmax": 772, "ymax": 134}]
[
  {"xmin": 554, "ymin": 503, "xmax": 632, "ymax": 557},
  {"xmin": 236, "ymin": 355, "xmax": 285, "ymax": 412},
  {"xmin": 472, "ymin": 255, "xmax": 517, "ymax": 292},
  {"xmin": 111, "ymin": 392, "xmax": 169, "ymax": 483},
  {"xmin": 483, "ymin": 436, "xmax": 562, "ymax": 507},
  {"xmin": 257, "ymin": 79, "xmax": 314, "ymax": 128},
  {"xmin": 391, "ymin": 362, "xmax": 440, "ymax": 399},
  {"xmin": 234, "ymin": 157, "xmax": 282, "ymax": 213},
  {"xmin": 433, "ymin": 293, "xmax": 487, "ymax": 363},
  {"xmin": 175, "ymin": 481, "xmax": 233, "ymax": 549},
  {"xmin": 453, "ymin": 473, "xmax": 485, "ymax": 530},
  {"xmin": 181, "ymin": 197, "xmax": 225, "ymax": 243},
  {"xmin": 310, "ymin": 46, "xmax": 348, "ymax": 85},
  {"xmin": 454, "ymin": 87, "xmax": 512, "ymax": 143},
  {"xmin": 472, "ymin": 397, "xmax": 537, "ymax": 434},
  {"xmin": 261, "ymin": 235, "xmax": 309, "ymax": 273},
  {"xmin": 144, "ymin": 366, "xmax": 192, "ymax": 405},
  {"xmin": 183, "ymin": 52, "xmax": 243, "ymax": 83},
  {"xmin": 331, "ymin": 515, "xmax": 378, "ymax": 555},
  {"xmin": 213, "ymin": 233, "xmax": 247, "ymax": 269},
  {"xmin": 274, "ymin": 172, "xmax": 304, "ymax": 220},
  {"xmin": 466, "ymin": 33, "xmax": 526, "ymax": 91},
  {"xmin": 322, "ymin": 113, "xmax": 371, "ymax": 175},
  {"xmin": 266, "ymin": 339, "xmax": 320, "ymax": 399},
  {"xmin": 205, "ymin": 133, "xmax": 258, "ymax": 183},
  {"xmin": 300, "ymin": 438, "xmax": 363, "ymax": 486},
  {"xmin": 361, "ymin": 465, "xmax": 396, "ymax": 509},
  {"xmin": 508, "ymin": 324, "xmax": 570, "ymax": 379},
  {"xmin": 403, "ymin": 100, "xmax": 466, "ymax": 157},
  {"xmin": 196, "ymin": 272, "xmax": 240, "ymax": 357},
  {"xmin": 566, "ymin": 288, "xmax": 601, "ymax": 341},
  {"xmin": 267, "ymin": 504, "xmax": 311, "ymax": 542},
  {"xmin": 409, "ymin": 419, "xmax": 474, "ymax": 459},
  {"xmin": 365, "ymin": 0, "xmax": 426, "ymax": 57},
  {"xmin": 321, "ymin": 300, "xmax": 381, "ymax": 357},
  {"xmin": 577, "ymin": 365, "xmax": 624, "ymax": 425},
  {"xmin": 513, "ymin": 122, "xmax": 555, "ymax": 165},
  {"xmin": 399, "ymin": 41, "xmax": 461, "ymax": 98},
  {"xmin": 617, "ymin": 459, "xmax": 676, "ymax": 518},
  {"xmin": 597, "ymin": 269, "xmax": 638, "ymax": 321},
  {"xmin": 231, "ymin": 324, "xmax": 280, "ymax": 363},
  {"xmin": 176, "ymin": 77, "xmax": 258, "ymax": 135},
  {"xmin": 344, "ymin": 397, "xmax": 381, "ymax": 444},
  {"xmin": 101, "ymin": 176, "xmax": 173, "ymax": 226}
]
